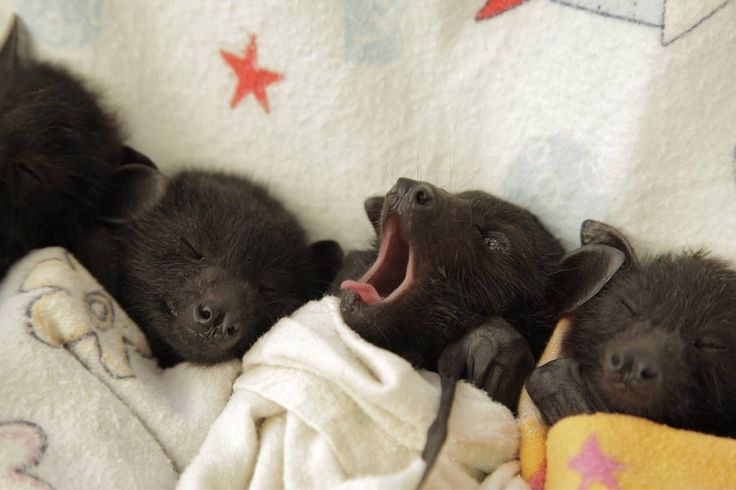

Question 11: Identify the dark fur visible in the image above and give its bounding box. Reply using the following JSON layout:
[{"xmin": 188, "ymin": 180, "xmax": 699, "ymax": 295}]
[
  {"xmin": 339, "ymin": 180, "xmax": 565, "ymax": 369},
  {"xmin": 528, "ymin": 220, "xmax": 736, "ymax": 439},
  {"xmin": 337, "ymin": 178, "xmax": 566, "ymax": 486},
  {"xmin": 105, "ymin": 170, "xmax": 342, "ymax": 367},
  {"xmin": 0, "ymin": 18, "xmax": 342, "ymax": 366},
  {"xmin": 0, "ymin": 18, "xmax": 128, "ymax": 277},
  {"xmin": 566, "ymin": 252, "xmax": 736, "ymax": 436}
]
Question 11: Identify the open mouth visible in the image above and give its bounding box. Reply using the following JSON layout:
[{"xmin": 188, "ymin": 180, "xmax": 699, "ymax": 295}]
[{"xmin": 340, "ymin": 215, "xmax": 414, "ymax": 305}]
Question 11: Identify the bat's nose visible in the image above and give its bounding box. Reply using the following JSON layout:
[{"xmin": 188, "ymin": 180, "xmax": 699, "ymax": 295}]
[
  {"xmin": 387, "ymin": 178, "xmax": 436, "ymax": 213},
  {"xmin": 192, "ymin": 301, "xmax": 242, "ymax": 346},
  {"xmin": 604, "ymin": 339, "xmax": 662, "ymax": 387}
]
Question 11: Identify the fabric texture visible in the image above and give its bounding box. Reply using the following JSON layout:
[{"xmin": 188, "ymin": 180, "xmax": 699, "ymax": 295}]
[
  {"xmin": 179, "ymin": 296, "xmax": 524, "ymax": 489},
  {"xmin": 0, "ymin": 0, "xmax": 734, "ymax": 257},
  {"xmin": 0, "ymin": 249, "xmax": 240, "ymax": 489},
  {"xmin": 545, "ymin": 414, "xmax": 736, "ymax": 489},
  {"xmin": 517, "ymin": 318, "xmax": 736, "ymax": 489}
]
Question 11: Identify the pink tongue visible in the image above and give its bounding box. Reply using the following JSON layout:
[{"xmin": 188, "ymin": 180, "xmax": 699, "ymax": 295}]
[{"xmin": 340, "ymin": 280, "xmax": 382, "ymax": 305}]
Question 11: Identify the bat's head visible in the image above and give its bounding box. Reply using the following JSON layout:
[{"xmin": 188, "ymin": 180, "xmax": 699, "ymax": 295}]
[
  {"xmin": 108, "ymin": 168, "xmax": 342, "ymax": 366},
  {"xmin": 339, "ymin": 178, "xmax": 564, "ymax": 367},
  {"xmin": 562, "ymin": 221, "xmax": 736, "ymax": 437},
  {"xmin": 0, "ymin": 17, "xmax": 122, "ymax": 267}
]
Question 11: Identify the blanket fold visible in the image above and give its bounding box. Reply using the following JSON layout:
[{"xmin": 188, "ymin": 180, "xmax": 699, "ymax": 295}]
[{"xmin": 179, "ymin": 296, "xmax": 525, "ymax": 489}]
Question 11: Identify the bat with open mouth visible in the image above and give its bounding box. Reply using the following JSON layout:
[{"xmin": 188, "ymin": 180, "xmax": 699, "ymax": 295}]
[
  {"xmin": 527, "ymin": 219, "xmax": 736, "ymax": 439},
  {"xmin": 337, "ymin": 178, "xmax": 615, "ymax": 485}
]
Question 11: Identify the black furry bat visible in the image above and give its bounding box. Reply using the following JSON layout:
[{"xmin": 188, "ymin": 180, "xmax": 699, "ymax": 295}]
[
  {"xmin": 90, "ymin": 165, "xmax": 343, "ymax": 367},
  {"xmin": 337, "ymin": 178, "xmax": 595, "ymax": 485},
  {"xmin": 0, "ymin": 16, "xmax": 149, "ymax": 278},
  {"xmin": 527, "ymin": 219, "xmax": 736, "ymax": 439}
]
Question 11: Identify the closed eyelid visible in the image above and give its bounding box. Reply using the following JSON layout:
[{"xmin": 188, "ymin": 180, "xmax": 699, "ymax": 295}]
[
  {"xmin": 620, "ymin": 298, "xmax": 637, "ymax": 315},
  {"xmin": 693, "ymin": 334, "xmax": 728, "ymax": 351}
]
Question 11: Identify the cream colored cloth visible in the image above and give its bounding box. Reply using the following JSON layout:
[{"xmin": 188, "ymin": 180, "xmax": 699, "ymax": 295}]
[
  {"xmin": 179, "ymin": 296, "xmax": 525, "ymax": 489},
  {"xmin": 0, "ymin": 248, "xmax": 240, "ymax": 489}
]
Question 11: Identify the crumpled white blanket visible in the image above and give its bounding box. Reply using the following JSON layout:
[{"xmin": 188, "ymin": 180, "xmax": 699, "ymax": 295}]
[
  {"xmin": 179, "ymin": 296, "xmax": 527, "ymax": 489},
  {"xmin": 0, "ymin": 248, "xmax": 240, "ymax": 489}
]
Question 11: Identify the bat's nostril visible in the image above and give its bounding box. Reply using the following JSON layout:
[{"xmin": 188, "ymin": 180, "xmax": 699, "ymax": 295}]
[
  {"xmin": 193, "ymin": 303, "xmax": 218, "ymax": 324},
  {"xmin": 410, "ymin": 184, "xmax": 434, "ymax": 207}
]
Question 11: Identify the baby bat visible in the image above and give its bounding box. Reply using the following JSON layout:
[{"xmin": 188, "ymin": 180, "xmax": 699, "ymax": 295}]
[
  {"xmin": 93, "ymin": 165, "xmax": 343, "ymax": 367},
  {"xmin": 337, "ymin": 178, "xmax": 592, "ymax": 485},
  {"xmin": 0, "ymin": 17, "xmax": 145, "ymax": 278},
  {"xmin": 527, "ymin": 219, "xmax": 736, "ymax": 439}
]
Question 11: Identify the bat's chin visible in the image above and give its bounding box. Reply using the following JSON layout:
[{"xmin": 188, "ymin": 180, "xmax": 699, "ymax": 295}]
[
  {"xmin": 162, "ymin": 322, "xmax": 244, "ymax": 364},
  {"xmin": 339, "ymin": 214, "xmax": 415, "ymax": 307}
]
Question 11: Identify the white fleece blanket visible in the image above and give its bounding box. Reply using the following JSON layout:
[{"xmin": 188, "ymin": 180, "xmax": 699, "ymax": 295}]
[
  {"xmin": 179, "ymin": 295, "xmax": 525, "ymax": 489},
  {"xmin": 0, "ymin": 248, "xmax": 240, "ymax": 489},
  {"xmin": 1, "ymin": 1, "xmax": 735, "ymax": 259}
]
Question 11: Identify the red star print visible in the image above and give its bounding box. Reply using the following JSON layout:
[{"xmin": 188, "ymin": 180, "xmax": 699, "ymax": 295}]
[
  {"xmin": 220, "ymin": 34, "xmax": 283, "ymax": 113},
  {"xmin": 568, "ymin": 434, "xmax": 625, "ymax": 490},
  {"xmin": 476, "ymin": 0, "xmax": 527, "ymax": 21}
]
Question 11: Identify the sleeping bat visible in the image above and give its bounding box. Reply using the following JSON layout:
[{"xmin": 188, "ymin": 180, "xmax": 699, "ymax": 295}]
[
  {"xmin": 91, "ymin": 165, "xmax": 343, "ymax": 367},
  {"xmin": 337, "ymin": 178, "xmax": 593, "ymax": 485},
  {"xmin": 0, "ymin": 17, "xmax": 341, "ymax": 367},
  {"xmin": 0, "ymin": 16, "xmax": 148, "ymax": 278},
  {"xmin": 526, "ymin": 219, "xmax": 736, "ymax": 439}
]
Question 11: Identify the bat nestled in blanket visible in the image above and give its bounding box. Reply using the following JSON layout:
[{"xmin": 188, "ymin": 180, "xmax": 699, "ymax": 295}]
[{"xmin": 520, "ymin": 220, "xmax": 736, "ymax": 489}]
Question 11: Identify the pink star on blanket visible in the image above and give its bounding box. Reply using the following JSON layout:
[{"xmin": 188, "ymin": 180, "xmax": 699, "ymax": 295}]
[
  {"xmin": 568, "ymin": 434, "xmax": 624, "ymax": 490},
  {"xmin": 0, "ymin": 421, "xmax": 51, "ymax": 489}
]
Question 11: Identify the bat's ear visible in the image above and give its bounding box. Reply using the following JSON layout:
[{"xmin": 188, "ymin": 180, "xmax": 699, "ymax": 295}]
[
  {"xmin": 100, "ymin": 163, "xmax": 169, "ymax": 224},
  {"xmin": 580, "ymin": 219, "xmax": 638, "ymax": 267},
  {"xmin": 363, "ymin": 196, "xmax": 384, "ymax": 234},
  {"xmin": 547, "ymin": 220, "xmax": 639, "ymax": 314},
  {"xmin": 120, "ymin": 145, "xmax": 157, "ymax": 169},
  {"xmin": 0, "ymin": 16, "xmax": 20, "ymax": 73},
  {"xmin": 546, "ymin": 243, "xmax": 625, "ymax": 315},
  {"xmin": 306, "ymin": 240, "xmax": 345, "ymax": 297}
]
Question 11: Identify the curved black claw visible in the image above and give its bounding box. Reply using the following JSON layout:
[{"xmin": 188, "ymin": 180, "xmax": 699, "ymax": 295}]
[{"xmin": 526, "ymin": 357, "xmax": 608, "ymax": 426}]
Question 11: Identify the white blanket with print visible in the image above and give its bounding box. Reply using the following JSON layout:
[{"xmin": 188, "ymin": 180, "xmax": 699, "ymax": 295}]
[{"xmin": 0, "ymin": 248, "xmax": 240, "ymax": 489}]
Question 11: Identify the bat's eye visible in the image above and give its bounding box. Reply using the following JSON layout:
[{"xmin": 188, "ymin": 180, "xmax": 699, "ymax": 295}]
[
  {"xmin": 259, "ymin": 279, "xmax": 279, "ymax": 294},
  {"xmin": 620, "ymin": 298, "xmax": 637, "ymax": 316},
  {"xmin": 482, "ymin": 231, "xmax": 511, "ymax": 254},
  {"xmin": 693, "ymin": 335, "xmax": 727, "ymax": 352},
  {"xmin": 181, "ymin": 237, "xmax": 204, "ymax": 261}
]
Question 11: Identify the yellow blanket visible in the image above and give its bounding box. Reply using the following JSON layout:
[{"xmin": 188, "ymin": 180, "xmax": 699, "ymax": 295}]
[{"xmin": 518, "ymin": 318, "xmax": 736, "ymax": 489}]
